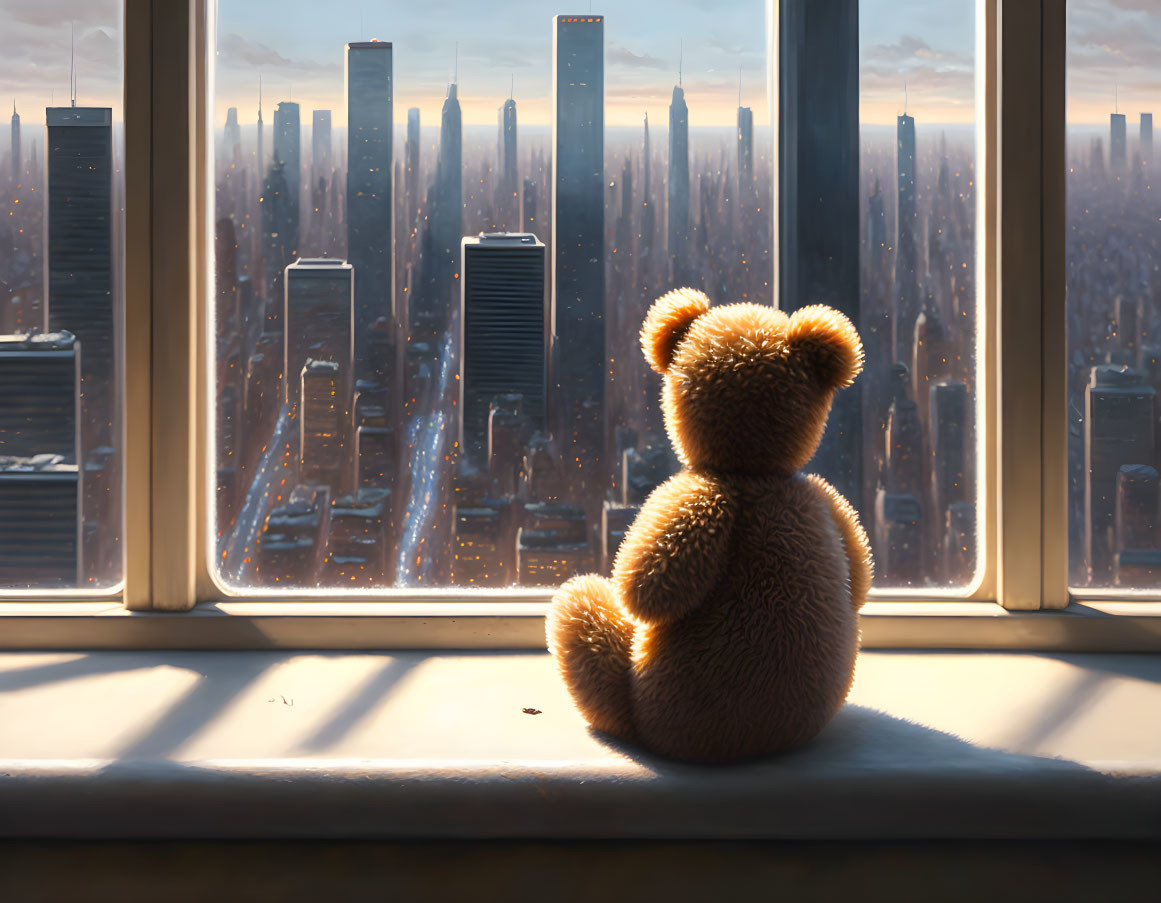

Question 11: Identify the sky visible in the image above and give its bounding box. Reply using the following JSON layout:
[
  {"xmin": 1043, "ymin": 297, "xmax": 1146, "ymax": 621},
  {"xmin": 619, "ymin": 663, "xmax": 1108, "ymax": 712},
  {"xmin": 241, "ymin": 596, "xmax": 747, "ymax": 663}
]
[{"xmin": 0, "ymin": 1, "xmax": 1154, "ymax": 129}]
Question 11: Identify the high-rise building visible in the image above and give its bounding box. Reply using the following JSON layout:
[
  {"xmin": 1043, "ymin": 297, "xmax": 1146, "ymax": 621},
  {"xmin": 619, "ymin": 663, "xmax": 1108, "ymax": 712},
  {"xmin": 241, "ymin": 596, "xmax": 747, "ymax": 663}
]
[
  {"xmin": 346, "ymin": 42, "xmax": 394, "ymax": 384},
  {"xmin": 1141, "ymin": 113, "xmax": 1153, "ymax": 165},
  {"xmin": 311, "ymin": 109, "xmax": 332, "ymax": 180},
  {"xmin": 224, "ymin": 107, "xmax": 241, "ymax": 164},
  {"xmin": 498, "ymin": 97, "xmax": 518, "ymax": 229},
  {"xmin": 522, "ymin": 177, "xmax": 538, "ymax": 235},
  {"xmin": 1085, "ymin": 365, "xmax": 1155, "ymax": 581},
  {"xmin": 867, "ymin": 178, "xmax": 886, "ymax": 267},
  {"xmin": 0, "ymin": 331, "xmax": 79, "ymax": 463},
  {"xmin": 283, "ymin": 258, "xmax": 354, "ymax": 416},
  {"xmin": 300, "ymin": 359, "xmax": 344, "ymax": 486},
  {"xmin": 0, "ymin": 454, "xmax": 81, "ymax": 587},
  {"xmin": 736, "ymin": 104, "xmax": 753, "ymax": 190},
  {"xmin": 460, "ymin": 233, "xmax": 547, "ymax": 468},
  {"xmin": 256, "ymin": 78, "xmax": 264, "ymax": 171},
  {"xmin": 10, "ymin": 101, "xmax": 20, "ymax": 185},
  {"xmin": 551, "ymin": 14, "xmax": 605, "ymax": 453},
  {"xmin": 667, "ymin": 82, "xmax": 690, "ymax": 263},
  {"xmin": 45, "ymin": 106, "xmax": 114, "ymax": 449},
  {"xmin": 432, "ymin": 79, "xmax": 463, "ymax": 312},
  {"xmin": 405, "ymin": 107, "xmax": 420, "ymax": 233},
  {"xmin": 895, "ymin": 111, "xmax": 919, "ymax": 362},
  {"xmin": 1110, "ymin": 112, "xmax": 1127, "ymax": 174},
  {"xmin": 641, "ymin": 112, "xmax": 654, "ymax": 258},
  {"xmin": 260, "ymin": 155, "xmax": 295, "ymax": 309},
  {"xmin": 273, "ymin": 101, "xmax": 301, "ymax": 228}
]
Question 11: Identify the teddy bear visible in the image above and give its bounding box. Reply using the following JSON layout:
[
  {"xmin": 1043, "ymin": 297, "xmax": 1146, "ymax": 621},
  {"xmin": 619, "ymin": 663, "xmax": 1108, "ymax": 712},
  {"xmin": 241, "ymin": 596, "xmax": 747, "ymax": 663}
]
[{"xmin": 547, "ymin": 288, "xmax": 873, "ymax": 763}]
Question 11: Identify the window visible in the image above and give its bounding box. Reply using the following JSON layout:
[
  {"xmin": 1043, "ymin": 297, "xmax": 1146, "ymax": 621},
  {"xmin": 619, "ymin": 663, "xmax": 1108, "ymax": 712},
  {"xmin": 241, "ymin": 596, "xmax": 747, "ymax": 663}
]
[
  {"xmin": 0, "ymin": 3, "xmax": 125, "ymax": 592},
  {"xmin": 1067, "ymin": 0, "xmax": 1161, "ymax": 595},
  {"xmin": 208, "ymin": 0, "xmax": 981, "ymax": 597}
]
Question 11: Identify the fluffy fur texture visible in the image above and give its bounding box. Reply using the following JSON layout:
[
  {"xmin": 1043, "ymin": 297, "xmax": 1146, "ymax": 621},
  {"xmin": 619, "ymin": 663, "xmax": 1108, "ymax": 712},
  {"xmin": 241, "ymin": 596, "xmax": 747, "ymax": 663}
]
[{"xmin": 548, "ymin": 292, "xmax": 873, "ymax": 763}]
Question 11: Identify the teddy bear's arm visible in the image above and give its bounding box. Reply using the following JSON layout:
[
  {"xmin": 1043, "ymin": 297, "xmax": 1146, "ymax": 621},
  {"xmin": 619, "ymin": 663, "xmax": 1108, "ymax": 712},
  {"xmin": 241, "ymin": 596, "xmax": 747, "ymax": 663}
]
[
  {"xmin": 612, "ymin": 471, "xmax": 734, "ymax": 626},
  {"xmin": 806, "ymin": 473, "xmax": 873, "ymax": 610}
]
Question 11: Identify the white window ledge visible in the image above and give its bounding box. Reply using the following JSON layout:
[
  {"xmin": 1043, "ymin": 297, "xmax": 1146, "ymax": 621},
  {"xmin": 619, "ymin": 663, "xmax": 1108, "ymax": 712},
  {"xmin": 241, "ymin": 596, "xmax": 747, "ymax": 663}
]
[{"xmin": 0, "ymin": 649, "xmax": 1159, "ymax": 840}]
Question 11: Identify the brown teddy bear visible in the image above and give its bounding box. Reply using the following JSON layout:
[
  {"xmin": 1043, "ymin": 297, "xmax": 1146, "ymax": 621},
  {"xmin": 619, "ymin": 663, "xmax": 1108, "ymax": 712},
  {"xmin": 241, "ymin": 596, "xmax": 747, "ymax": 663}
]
[{"xmin": 547, "ymin": 288, "xmax": 873, "ymax": 763}]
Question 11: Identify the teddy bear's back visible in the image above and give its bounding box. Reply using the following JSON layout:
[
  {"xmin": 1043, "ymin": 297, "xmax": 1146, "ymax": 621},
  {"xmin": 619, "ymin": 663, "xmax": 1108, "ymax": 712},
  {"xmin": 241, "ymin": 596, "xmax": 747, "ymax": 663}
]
[{"xmin": 629, "ymin": 472, "xmax": 859, "ymax": 763}]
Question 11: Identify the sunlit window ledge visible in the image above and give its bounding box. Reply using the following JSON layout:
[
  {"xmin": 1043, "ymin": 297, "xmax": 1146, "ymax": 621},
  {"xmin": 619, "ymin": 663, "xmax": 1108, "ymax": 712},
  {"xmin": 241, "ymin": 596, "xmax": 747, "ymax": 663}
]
[
  {"xmin": 0, "ymin": 649, "xmax": 1159, "ymax": 841},
  {"xmin": 2, "ymin": 600, "xmax": 1161, "ymax": 650}
]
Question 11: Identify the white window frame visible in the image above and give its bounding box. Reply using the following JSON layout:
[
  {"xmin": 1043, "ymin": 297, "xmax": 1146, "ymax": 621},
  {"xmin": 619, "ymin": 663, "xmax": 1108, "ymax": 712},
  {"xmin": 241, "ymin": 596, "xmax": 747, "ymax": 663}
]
[{"xmin": 3, "ymin": 0, "xmax": 1161, "ymax": 650}]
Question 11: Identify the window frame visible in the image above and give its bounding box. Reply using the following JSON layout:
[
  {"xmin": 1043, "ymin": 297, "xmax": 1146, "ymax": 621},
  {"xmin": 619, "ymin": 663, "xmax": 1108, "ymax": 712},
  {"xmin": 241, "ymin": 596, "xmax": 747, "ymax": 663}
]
[{"xmin": 4, "ymin": 0, "xmax": 1161, "ymax": 650}]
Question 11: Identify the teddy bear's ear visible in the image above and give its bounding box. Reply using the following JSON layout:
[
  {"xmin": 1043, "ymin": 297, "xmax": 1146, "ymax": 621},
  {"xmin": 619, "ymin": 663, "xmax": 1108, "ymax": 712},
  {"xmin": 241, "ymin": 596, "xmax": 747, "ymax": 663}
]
[
  {"xmin": 786, "ymin": 304, "xmax": 864, "ymax": 389},
  {"xmin": 640, "ymin": 288, "xmax": 711, "ymax": 374}
]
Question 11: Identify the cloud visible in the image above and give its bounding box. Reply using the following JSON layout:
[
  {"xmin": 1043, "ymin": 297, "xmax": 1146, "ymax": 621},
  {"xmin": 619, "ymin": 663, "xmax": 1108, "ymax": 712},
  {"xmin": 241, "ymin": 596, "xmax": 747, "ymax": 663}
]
[
  {"xmin": 607, "ymin": 45, "xmax": 668, "ymax": 71},
  {"xmin": 217, "ymin": 33, "xmax": 340, "ymax": 77}
]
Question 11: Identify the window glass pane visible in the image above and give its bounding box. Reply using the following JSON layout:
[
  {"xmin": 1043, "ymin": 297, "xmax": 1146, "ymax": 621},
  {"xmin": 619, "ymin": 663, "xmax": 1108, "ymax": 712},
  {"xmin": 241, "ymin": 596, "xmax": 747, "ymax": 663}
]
[
  {"xmin": 1067, "ymin": 0, "xmax": 1161, "ymax": 592},
  {"xmin": 0, "ymin": 4, "xmax": 124, "ymax": 591},
  {"xmin": 211, "ymin": 1, "xmax": 978, "ymax": 593},
  {"xmin": 853, "ymin": 0, "xmax": 979, "ymax": 590}
]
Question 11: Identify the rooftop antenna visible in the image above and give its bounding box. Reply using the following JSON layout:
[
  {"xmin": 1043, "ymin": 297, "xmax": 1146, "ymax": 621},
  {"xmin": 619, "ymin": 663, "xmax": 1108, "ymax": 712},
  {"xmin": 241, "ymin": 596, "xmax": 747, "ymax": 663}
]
[
  {"xmin": 258, "ymin": 74, "xmax": 263, "ymax": 117},
  {"xmin": 70, "ymin": 21, "xmax": 77, "ymax": 107}
]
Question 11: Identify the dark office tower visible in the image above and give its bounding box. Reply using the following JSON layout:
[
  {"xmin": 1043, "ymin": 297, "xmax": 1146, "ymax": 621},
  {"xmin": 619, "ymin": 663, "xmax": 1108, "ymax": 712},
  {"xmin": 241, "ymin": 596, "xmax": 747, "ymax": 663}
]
[
  {"xmin": 405, "ymin": 107, "xmax": 420, "ymax": 233},
  {"xmin": 1110, "ymin": 112, "xmax": 1127, "ymax": 174},
  {"xmin": 874, "ymin": 489, "xmax": 923, "ymax": 585},
  {"xmin": 300, "ymin": 359, "xmax": 344, "ymax": 486},
  {"xmin": 346, "ymin": 42, "xmax": 393, "ymax": 382},
  {"xmin": 460, "ymin": 234, "xmax": 547, "ymax": 469},
  {"xmin": 283, "ymin": 258, "xmax": 353, "ymax": 414},
  {"xmin": 552, "ymin": 14, "xmax": 605, "ymax": 453},
  {"xmin": 273, "ymin": 101, "xmax": 301, "ymax": 214},
  {"xmin": 736, "ymin": 104, "xmax": 753, "ymax": 190},
  {"xmin": 778, "ymin": 0, "xmax": 860, "ymax": 504},
  {"xmin": 930, "ymin": 379, "xmax": 969, "ymax": 552},
  {"xmin": 45, "ymin": 106, "xmax": 114, "ymax": 450},
  {"xmin": 1140, "ymin": 113, "xmax": 1153, "ymax": 165},
  {"xmin": 1085, "ymin": 366, "xmax": 1156, "ymax": 582},
  {"xmin": 260, "ymin": 155, "xmax": 294, "ymax": 306},
  {"xmin": 0, "ymin": 331, "xmax": 79, "ymax": 462},
  {"xmin": 0, "ymin": 455, "xmax": 81, "ymax": 587},
  {"xmin": 10, "ymin": 102, "xmax": 20, "ymax": 184},
  {"xmin": 522, "ymin": 178, "xmax": 538, "ymax": 234},
  {"xmin": 498, "ymin": 98, "xmax": 518, "ymax": 230},
  {"xmin": 1114, "ymin": 465, "xmax": 1161, "ymax": 585},
  {"xmin": 224, "ymin": 107, "xmax": 241, "ymax": 164},
  {"xmin": 432, "ymin": 79, "xmax": 463, "ymax": 308},
  {"xmin": 885, "ymin": 364, "xmax": 923, "ymax": 495},
  {"xmin": 867, "ymin": 178, "xmax": 886, "ymax": 267},
  {"xmin": 667, "ymin": 83, "xmax": 690, "ymax": 265},
  {"xmin": 312, "ymin": 110, "xmax": 332, "ymax": 180}
]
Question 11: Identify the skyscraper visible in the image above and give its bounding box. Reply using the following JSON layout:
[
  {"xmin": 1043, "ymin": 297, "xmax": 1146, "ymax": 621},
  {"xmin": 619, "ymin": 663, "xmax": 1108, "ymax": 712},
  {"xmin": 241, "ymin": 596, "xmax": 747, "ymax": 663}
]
[
  {"xmin": 0, "ymin": 455, "xmax": 81, "ymax": 587},
  {"xmin": 641, "ymin": 113, "xmax": 654, "ymax": 258},
  {"xmin": 1110, "ymin": 112, "xmax": 1127, "ymax": 174},
  {"xmin": 498, "ymin": 97, "xmax": 518, "ymax": 229},
  {"xmin": 260, "ymin": 155, "xmax": 295, "ymax": 309},
  {"xmin": 432, "ymin": 78, "xmax": 463, "ymax": 312},
  {"xmin": 551, "ymin": 14, "xmax": 605, "ymax": 457},
  {"xmin": 284, "ymin": 258, "xmax": 353, "ymax": 419},
  {"xmin": 1141, "ymin": 113, "xmax": 1153, "ymax": 165},
  {"xmin": 736, "ymin": 104, "xmax": 753, "ymax": 190},
  {"xmin": 273, "ymin": 101, "xmax": 301, "ymax": 223},
  {"xmin": 667, "ymin": 82, "xmax": 690, "ymax": 264},
  {"xmin": 895, "ymin": 111, "xmax": 919, "ymax": 362},
  {"xmin": 45, "ymin": 106, "xmax": 114, "ymax": 449},
  {"xmin": 224, "ymin": 107, "xmax": 241, "ymax": 164},
  {"xmin": 300, "ymin": 360, "xmax": 344, "ymax": 487},
  {"xmin": 256, "ymin": 78, "xmax": 264, "ymax": 171},
  {"xmin": 405, "ymin": 107, "xmax": 420, "ymax": 233},
  {"xmin": 460, "ymin": 233, "xmax": 547, "ymax": 468},
  {"xmin": 312, "ymin": 109, "xmax": 332, "ymax": 180},
  {"xmin": 346, "ymin": 41, "xmax": 394, "ymax": 383},
  {"xmin": 9, "ymin": 101, "xmax": 19, "ymax": 185},
  {"xmin": 0, "ymin": 331, "xmax": 79, "ymax": 463}
]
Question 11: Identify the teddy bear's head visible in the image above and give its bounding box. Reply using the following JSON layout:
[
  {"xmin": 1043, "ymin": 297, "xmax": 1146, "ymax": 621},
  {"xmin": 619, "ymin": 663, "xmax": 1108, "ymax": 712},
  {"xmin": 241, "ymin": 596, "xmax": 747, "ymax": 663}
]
[{"xmin": 640, "ymin": 288, "xmax": 863, "ymax": 475}]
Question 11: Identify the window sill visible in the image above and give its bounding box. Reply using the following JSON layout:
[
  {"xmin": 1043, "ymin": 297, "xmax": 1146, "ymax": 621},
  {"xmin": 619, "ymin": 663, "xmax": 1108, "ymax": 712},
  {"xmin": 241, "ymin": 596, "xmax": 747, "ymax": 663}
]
[
  {"xmin": 0, "ymin": 648, "xmax": 1159, "ymax": 841},
  {"xmin": 3, "ymin": 600, "xmax": 1161, "ymax": 650}
]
